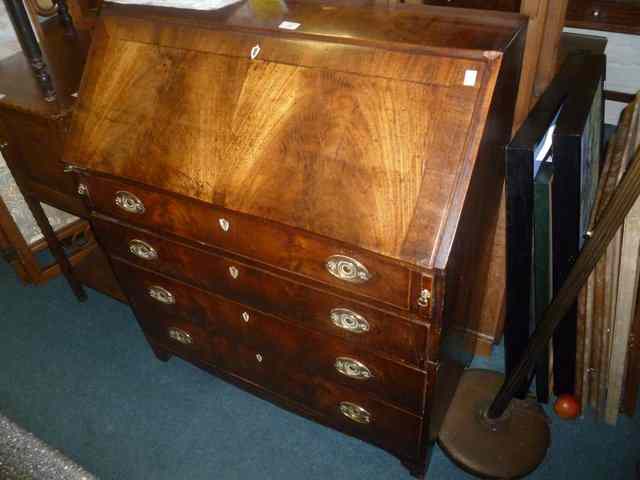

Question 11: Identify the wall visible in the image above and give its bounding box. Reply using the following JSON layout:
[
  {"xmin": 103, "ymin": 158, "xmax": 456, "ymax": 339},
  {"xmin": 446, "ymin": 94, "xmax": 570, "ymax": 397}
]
[{"xmin": 565, "ymin": 27, "xmax": 640, "ymax": 125}]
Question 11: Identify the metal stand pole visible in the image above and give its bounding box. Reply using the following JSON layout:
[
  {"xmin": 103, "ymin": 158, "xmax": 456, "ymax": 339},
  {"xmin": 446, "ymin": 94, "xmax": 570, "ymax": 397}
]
[
  {"xmin": 488, "ymin": 144, "xmax": 640, "ymax": 419},
  {"xmin": 439, "ymin": 145, "xmax": 640, "ymax": 478},
  {"xmin": 1, "ymin": 0, "xmax": 56, "ymax": 102}
]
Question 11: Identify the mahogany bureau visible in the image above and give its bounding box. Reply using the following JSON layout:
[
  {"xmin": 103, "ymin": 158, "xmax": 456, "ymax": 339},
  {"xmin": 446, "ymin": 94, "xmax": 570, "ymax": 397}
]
[{"xmin": 63, "ymin": 2, "xmax": 525, "ymax": 477}]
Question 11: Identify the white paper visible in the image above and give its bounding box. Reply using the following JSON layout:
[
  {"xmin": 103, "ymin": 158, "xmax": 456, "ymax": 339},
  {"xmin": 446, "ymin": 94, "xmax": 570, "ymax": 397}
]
[
  {"xmin": 109, "ymin": 0, "xmax": 242, "ymax": 11},
  {"xmin": 278, "ymin": 21, "xmax": 300, "ymax": 30},
  {"xmin": 463, "ymin": 69, "xmax": 477, "ymax": 87}
]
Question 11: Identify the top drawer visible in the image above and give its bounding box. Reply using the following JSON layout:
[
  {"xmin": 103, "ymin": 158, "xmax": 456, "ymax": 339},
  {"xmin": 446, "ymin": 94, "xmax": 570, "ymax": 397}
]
[{"xmin": 79, "ymin": 174, "xmax": 415, "ymax": 310}]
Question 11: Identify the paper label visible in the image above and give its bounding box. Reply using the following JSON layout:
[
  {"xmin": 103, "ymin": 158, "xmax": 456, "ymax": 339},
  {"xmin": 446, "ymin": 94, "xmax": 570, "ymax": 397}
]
[
  {"xmin": 463, "ymin": 70, "xmax": 478, "ymax": 87},
  {"xmin": 278, "ymin": 21, "xmax": 301, "ymax": 30}
]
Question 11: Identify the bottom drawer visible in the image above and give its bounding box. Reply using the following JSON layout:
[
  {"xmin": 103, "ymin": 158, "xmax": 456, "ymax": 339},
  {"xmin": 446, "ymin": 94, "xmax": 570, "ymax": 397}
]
[{"xmin": 140, "ymin": 315, "xmax": 423, "ymax": 460}]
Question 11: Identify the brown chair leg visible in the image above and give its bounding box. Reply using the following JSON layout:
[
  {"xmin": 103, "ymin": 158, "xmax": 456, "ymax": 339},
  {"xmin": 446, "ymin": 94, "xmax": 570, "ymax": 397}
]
[{"xmin": 23, "ymin": 195, "xmax": 87, "ymax": 302}]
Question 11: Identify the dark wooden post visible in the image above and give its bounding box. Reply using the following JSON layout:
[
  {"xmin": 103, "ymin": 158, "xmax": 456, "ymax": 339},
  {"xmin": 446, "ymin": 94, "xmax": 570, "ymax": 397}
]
[
  {"xmin": 1, "ymin": 0, "xmax": 56, "ymax": 102},
  {"xmin": 54, "ymin": 0, "xmax": 76, "ymax": 36}
]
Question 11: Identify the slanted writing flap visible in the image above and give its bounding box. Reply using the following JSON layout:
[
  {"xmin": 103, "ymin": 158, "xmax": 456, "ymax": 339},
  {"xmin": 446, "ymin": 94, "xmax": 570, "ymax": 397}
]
[{"xmin": 65, "ymin": 3, "xmax": 517, "ymax": 268}]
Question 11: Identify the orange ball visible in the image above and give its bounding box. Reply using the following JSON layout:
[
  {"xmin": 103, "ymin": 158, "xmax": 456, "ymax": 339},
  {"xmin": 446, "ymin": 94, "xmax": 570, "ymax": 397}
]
[{"xmin": 554, "ymin": 394, "xmax": 580, "ymax": 419}]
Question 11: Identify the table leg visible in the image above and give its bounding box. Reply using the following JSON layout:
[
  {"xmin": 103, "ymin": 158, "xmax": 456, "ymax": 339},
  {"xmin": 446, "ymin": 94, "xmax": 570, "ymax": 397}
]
[{"xmin": 23, "ymin": 195, "xmax": 87, "ymax": 302}]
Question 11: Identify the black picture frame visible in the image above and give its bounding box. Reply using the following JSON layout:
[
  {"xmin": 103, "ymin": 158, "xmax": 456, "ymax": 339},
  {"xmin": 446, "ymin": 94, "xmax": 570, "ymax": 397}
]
[
  {"xmin": 505, "ymin": 53, "xmax": 606, "ymax": 401},
  {"xmin": 551, "ymin": 55, "xmax": 605, "ymax": 397}
]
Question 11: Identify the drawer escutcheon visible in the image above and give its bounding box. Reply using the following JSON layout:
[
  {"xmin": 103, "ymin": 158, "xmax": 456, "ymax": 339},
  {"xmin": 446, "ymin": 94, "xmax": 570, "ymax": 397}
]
[
  {"xmin": 129, "ymin": 239, "xmax": 158, "ymax": 261},
  {"xmin": 325, "ymin": 255, "xmax": 371, "ymax": 283},
  {"xmin": 168, "ymin": 327, "xmax": 192, "ymax": 345},
  {"xmin": 335, "ymin": 357, "xmax": 373, "ymax": 380},
  {"xmin": 229, "ymin": 266, "xmax": 239, "ymax": 279},
  {"xmin": 148, "ymin": 285, "xmax": 175, "ymax": 304},
  {"xmin": 218, "ymin": 218, "xmax": 230, "ymax": 232},
  {"xmin": 330, "ymin": 308, "xmax": 369, "ymax": 334},
  {"xmin": 115, "ymin": 191, "xmax": 145, "ymax": 214},
  {"xmin": 339, "ymin": 401, "xmax": 371, "ymax": 424}
]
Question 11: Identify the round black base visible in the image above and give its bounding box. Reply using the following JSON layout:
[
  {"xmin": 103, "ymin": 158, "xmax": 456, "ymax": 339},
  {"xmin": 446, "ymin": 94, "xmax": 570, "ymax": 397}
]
[{"xmin": 438, "ymin": 369, "xmax": 550, "ymax": 479}]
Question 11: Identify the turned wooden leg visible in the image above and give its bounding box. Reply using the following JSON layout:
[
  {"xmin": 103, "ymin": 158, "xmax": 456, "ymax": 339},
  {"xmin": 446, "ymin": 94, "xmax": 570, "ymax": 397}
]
[
  {"xmin": 54, "ymin": 0, "xmax": 76, "ymax": 36},
  {"xmin": 150, "ymin": 343, "xmax": 172, "ymax": 362},
  {"xmin": 2, "ymin": 0, "xmax": 56, "ymax": 101},
  {"xmin": 23, "ymin": 195, "xmax": 87, "ymax": 302}
]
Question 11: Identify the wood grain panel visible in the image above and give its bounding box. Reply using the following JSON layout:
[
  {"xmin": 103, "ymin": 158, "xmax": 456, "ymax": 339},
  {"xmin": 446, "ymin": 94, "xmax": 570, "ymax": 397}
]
[
  {"xmin": 112, "ymin": 259, "xmax": 427, "ymax": 413},
  {"xmin": 101, "ymin": 2, "xmax": 526, "ymax": 54},
  {"xmin": 3, "ymin": 112, "xmax": 77, "ymax": 197},
  {"xmin": 147, "ymin": 329, "xmax": 424, "ymax": 461},
  {"xmin": 108, "ymin": 15, "xmax": 488, "ymax": 87},
  {"xmin": 68, "ymin": 34, "xmax": 481, "ymax": 267},
  {"xmin": 93, "ymin": 215, "xmax": 430, "ymax": 364},
  {"xmin": 111, "ymin": 255, "xmax": 428, "ymax": 367},
  {"xmin": 83, "ymin": 174, "xmax": 414, "ymax": 309}
]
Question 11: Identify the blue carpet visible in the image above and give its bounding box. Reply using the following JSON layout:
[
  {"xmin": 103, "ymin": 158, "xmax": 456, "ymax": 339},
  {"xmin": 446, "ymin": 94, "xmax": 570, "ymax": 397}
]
[{"xmin": 0, "ymin": 258, "xmax": 638, "ymax": 479}]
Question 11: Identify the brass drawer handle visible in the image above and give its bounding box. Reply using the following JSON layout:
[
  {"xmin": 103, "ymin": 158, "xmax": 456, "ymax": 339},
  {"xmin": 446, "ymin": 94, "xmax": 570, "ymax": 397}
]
[
  {"xmin": 325, "ymin": 255, "xmax": 371, "ymax": 283},
  {"xmin": 148, "ymin": 285, "xmax": 175, "ymax": 305},
  {"xmin": 330, "ymin": 308, "xmax": 369, "ymax": 334},
  {"xmin": 129, "ymin": 239, "xmax": 158, "ymax": 261},
  {"xmin": 339, "ymin": 402, "xmax": 371, "ymax": 424},
  {"xmin": 115, "ymin": 191, "xmax": 145, "ymax": 214},
  {"xmin": 335, "ymin": 357, "xmax": 373, "ymax": 380},
  {"xmin": 168, "ymin": 327, "xmax": 192, "ymax": 345}
]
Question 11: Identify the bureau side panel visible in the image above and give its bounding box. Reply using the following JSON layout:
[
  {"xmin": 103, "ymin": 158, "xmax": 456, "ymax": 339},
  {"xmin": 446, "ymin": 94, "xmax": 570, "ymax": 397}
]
[{"xmin": 427, "ymin": 26, "xmax": 525, "ymax": 446}]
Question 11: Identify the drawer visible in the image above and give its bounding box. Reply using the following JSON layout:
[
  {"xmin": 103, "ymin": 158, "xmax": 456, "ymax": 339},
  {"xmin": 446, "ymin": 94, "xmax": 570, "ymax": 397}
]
[
  {"xmin": 27, "ymin": 180, "xmax": 89, "ymax": 218},
  {"xmin": 82, "ymin": 174, "xmax": 413, "ymax": 310},
  {"xmin": 95, "ymin": 216, "xmax": 428, "ymax": 366},
  {"xmin": 142, "ymin": 317, "xmax": 423, "ymax": 460},
  {"xmin": 112, "ymin": 258, "xmax": 427, "ymax": 413},
  {"xmin": 1, "ymin": 112, "xmax": 79, "ymax": 198}
]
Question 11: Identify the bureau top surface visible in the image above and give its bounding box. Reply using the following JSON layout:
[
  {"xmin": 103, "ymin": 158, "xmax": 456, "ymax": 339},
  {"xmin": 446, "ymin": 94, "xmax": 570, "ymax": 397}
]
[
  {"xmin": 96, "ymin": 1, "xmax": 524, "ymax": 54},
  {"xmin": 65, "ymin": 2, "xmax": 524, "ymax": 270}
]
